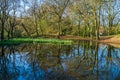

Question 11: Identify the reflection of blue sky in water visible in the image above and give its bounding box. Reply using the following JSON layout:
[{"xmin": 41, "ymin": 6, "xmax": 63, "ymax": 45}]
[
  {"xmin": 6, "ymin": 52, "xmax": 45, "ymax": 80},
  {"xmin": 61, "ymin": 44, "xmax": 120, "ymax": 80},
  {"xmin": 94, "ymin": 45, "xmax": 120, "ymax": 80},
  {"xmin": 0, "ymin": 43, "xmax": 120, "ymax": 80}
]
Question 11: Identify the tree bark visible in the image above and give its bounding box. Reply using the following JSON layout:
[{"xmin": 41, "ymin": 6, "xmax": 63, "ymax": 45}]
[{"xmin": 1, "ymin": 20, "xmax": 5, "ymax": 40}]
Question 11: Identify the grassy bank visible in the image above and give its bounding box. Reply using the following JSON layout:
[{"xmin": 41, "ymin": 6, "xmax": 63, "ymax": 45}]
[{"xmin": 0, "ymin": 38, "xmax": 72, "ymax": 45}]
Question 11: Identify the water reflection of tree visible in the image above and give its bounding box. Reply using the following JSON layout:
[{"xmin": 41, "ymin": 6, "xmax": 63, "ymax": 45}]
[
  {"xmin": 93, "ymin": 43, "xmax": 120, "ymax": 80},
  {"xmin": 0, "ymin": 45, "xmax": 19, "ymax": 80},
  {"xmin": 59, "ymin": 41, "xmax": 98, "ymax": 80},
  {"xmin": 35, "ymin": 44, "xmax": 69, "ymax": 79},
  {"xmin": 0, "ymin": 43, "xmax": 120, "ymax": 80},
  {"xmin": 0, "ymin": 46, "xmax": 9, "ymax": 79},
  {"xmin": 59, "ymin": 41, "xmax": 120, "ymax": 80}
]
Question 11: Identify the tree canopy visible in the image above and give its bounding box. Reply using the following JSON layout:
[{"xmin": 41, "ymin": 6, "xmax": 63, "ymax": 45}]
[{"xmin": 0, "ymin": 0, "xmax": 120, "ymax": 40}]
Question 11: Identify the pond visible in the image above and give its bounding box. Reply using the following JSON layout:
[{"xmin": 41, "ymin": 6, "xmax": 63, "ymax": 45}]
[{"xmin": 0, "ymin": 41, "xmax": 120, "ymax": 80}]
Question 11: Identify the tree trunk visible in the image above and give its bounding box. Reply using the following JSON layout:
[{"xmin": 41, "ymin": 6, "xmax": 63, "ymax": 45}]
[
  {"xmin": 21, "ymin": 23, "xmax": 31, "ymax": 36},
  {"xmin": 7, "ymin": 30, "xmax": 10, "ymax": 39},
  {"xmin": 1, "ymin": 20, "xmax": 5, "ymax": 40},
  {"xmin": 58, "ymin": 16, "xmax": 62, "ymax": 38},
  {"xmin": 78, "ymin": 20, "xmax": 80, "ymax": 36},
  {"xmin": 11, "ymin": 25, "xmax": 14, "ymax": 38},
  {"xmin": 35, "ymin": 17, "xmax": 39, "ymax": 36}
]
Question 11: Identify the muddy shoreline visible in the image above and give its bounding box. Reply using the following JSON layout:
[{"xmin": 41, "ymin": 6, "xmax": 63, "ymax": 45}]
[{"xmin": 60, "ymin": 35, "xmax": 120, "ymax": 44}]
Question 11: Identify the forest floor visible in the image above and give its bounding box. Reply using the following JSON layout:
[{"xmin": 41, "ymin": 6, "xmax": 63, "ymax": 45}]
[
  {"xmin": 1, "ymin": 35, "xmax": 120, "ymax": 46},
  {"xmin": 100, "ymin": 35, "xmax": 120, "ymax": 44},
  {"xmin": 60, "ymin": 35, "xmax": 120, "ymax": 44},
  {"xmin": 60, "ymin": 35, "xmax": 120, "ymax": 48}
]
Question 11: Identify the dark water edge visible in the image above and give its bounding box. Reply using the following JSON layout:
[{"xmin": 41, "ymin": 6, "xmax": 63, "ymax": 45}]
[{"xmin": 0, "ymin": 41, "xmax": 120, "ymax": 80}]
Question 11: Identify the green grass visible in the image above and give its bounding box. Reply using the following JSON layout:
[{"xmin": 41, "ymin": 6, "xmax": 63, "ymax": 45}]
[{"xmin": 0, "ymin": 38, "xmax": 72, "ymax": 45}]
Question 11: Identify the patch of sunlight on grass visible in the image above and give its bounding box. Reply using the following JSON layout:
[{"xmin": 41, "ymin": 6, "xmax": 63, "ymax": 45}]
[{"xmin": 0, "ymin": 38, "xmax": 72, "ymax": 45}]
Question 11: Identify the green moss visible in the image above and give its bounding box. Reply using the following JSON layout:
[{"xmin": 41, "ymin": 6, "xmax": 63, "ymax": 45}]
[{"xmin": 0, "ymin": 38, "xmax": 72, "ymax": 45}]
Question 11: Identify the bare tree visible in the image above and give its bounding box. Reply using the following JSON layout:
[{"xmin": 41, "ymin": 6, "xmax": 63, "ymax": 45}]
[
  {"xmin": 0, "ymin": 0, "xmax": 9, "ymax": 40},
  {"xmin": 46, "ymin": 0, "xmax": 70, "ymax": 38}
]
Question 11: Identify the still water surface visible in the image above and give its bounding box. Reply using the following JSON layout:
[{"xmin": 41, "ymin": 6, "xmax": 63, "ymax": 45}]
[{"xmin": 0, "ymin": 41, "xmax": 120, "ymax": 80}]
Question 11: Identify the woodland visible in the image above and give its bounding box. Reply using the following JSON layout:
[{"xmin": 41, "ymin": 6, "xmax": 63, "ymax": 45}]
[{"xmin": 0, "ymin": 0, "xmax": 120, "ymax": 41}]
